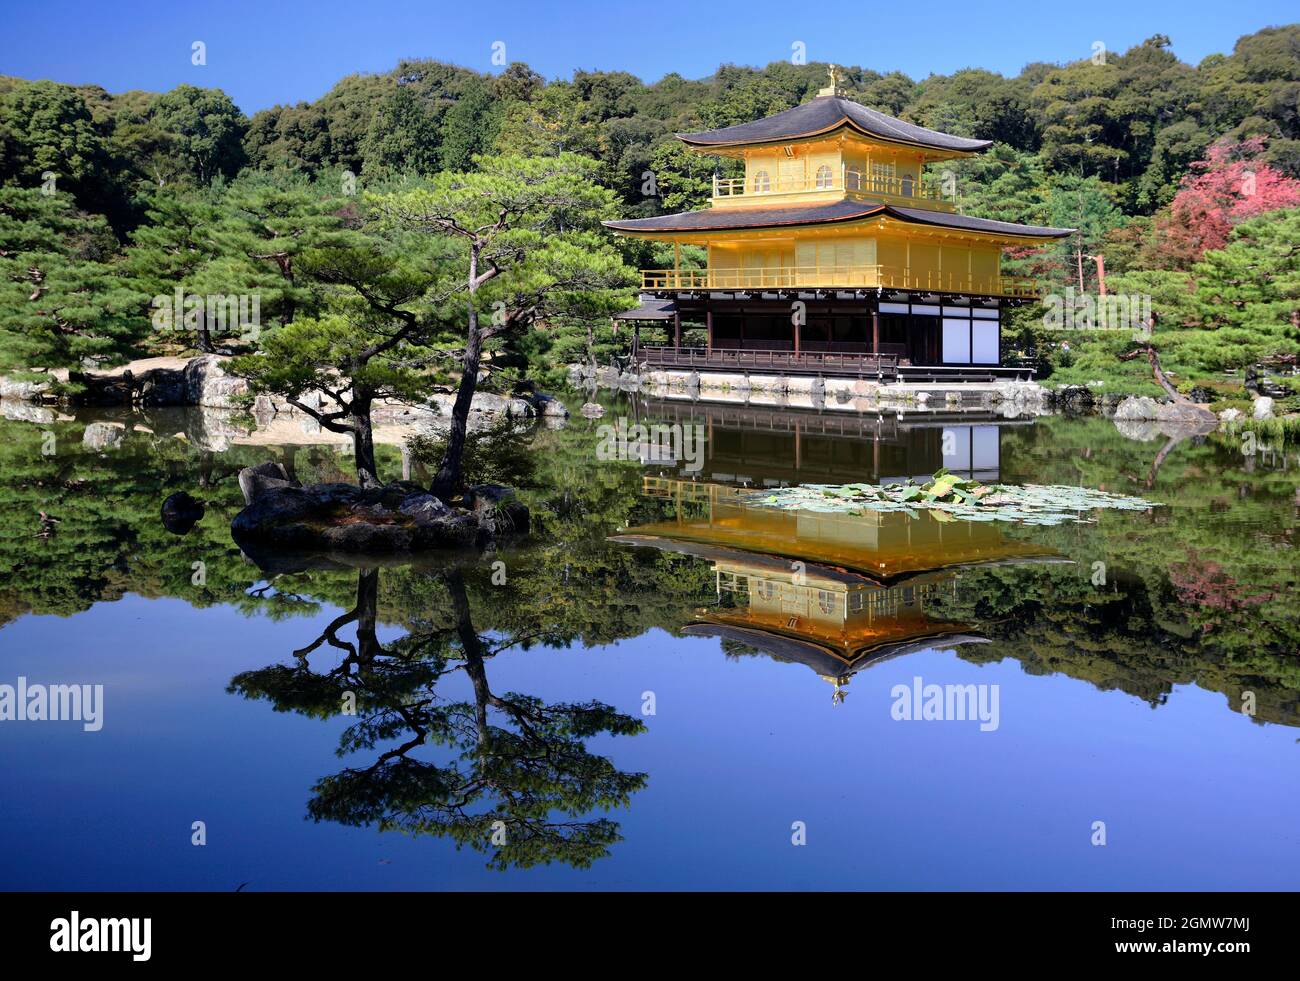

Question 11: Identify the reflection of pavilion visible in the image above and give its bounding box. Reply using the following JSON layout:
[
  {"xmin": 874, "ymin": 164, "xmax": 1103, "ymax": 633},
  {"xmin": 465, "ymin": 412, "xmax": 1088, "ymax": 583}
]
[
  {"xmin": 632, "ymin": 398, "xmax": 1018, "ymax": 487},
  {"xmin": 615, "ymin": 477, "xmax": 1065, "ymax": 697}
]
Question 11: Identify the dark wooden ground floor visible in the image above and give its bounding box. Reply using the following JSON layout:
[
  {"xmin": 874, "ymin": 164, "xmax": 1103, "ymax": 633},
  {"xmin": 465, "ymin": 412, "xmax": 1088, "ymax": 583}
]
[{"xmin": 620, "ymin": 291, "xmax": 1029, "ymax": 380}]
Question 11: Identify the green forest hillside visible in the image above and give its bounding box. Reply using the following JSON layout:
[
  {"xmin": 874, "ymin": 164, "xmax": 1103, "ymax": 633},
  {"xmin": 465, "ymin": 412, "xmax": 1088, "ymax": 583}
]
[{"xmin": 2, "ymin": 26, "xmax": 1300, "ymax": 396}]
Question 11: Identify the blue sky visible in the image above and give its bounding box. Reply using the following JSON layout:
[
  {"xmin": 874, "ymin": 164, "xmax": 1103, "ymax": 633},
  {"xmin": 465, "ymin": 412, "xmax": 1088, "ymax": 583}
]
[{"xmin": 1, "ymin": 0, "xmax": 1294, "ymax": 114}]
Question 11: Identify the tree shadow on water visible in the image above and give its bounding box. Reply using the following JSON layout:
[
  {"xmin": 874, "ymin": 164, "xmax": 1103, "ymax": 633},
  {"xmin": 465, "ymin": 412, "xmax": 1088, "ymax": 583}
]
[{"xmin": 228, "ymin": 566, "xmax": 647, "ymax": 871}]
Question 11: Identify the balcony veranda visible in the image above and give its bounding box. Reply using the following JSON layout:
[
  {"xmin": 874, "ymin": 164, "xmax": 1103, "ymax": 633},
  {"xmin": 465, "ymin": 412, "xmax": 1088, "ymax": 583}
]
[
  {"xmin": 712, "ymin": 172, "xmax": 952, "ymax": 209},
  {"xmin": 640, "ymin": 265, "xmax": 1039, "ymax": 299}
]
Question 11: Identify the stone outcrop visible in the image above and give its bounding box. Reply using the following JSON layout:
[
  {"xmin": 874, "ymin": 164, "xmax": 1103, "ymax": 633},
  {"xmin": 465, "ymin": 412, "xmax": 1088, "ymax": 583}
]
[
  {"xmin": 463, "ymin": 483, "xmax": 531, "ymax": 535},
  {"xmin": 1253, "ymin": 396, "xmax": 1276, "ymax": 420},
  {"xmin": 1112, "ymin": 395, "xmax": 1218, "ymax": 440},
  {"xmin": 184, "ymin": 355, "xmax": 250, "ymax": 408},
  {"xmin": 238, "ymin": 461, "xmax": 298, "ymax": 505},
  {"xmin": 138, "ymin": 368, "xmax": 188, "ymax": 407},
  {"xmin": 0, "ymin": 376, "xmax": 51, "ymax": 400},
  {"xmin": 534, "ymin": 394, "xmax": 569, "ymax": 418},
  {"xmin": 1048, "ymin": 385, "xmax": 1098, "ymax": 412},
  {"xmin": 1113, "ymin": 396, "xmax": 1162, "ymax": 421},
  {"xmin": 231, "ymin": 464, "xmax": 529, "ymax": 554},
  {"xmin": 427, "ymin": 391, "xmax": 536, "ymax": 421},
  {"xmin": 161, "ymin": 492, "xmax": 205, "ymax": 535}
]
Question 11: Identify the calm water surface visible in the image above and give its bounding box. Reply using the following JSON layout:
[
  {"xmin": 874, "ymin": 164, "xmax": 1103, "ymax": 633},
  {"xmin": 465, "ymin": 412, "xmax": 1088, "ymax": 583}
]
[{"xmin": 1, "ymin": 394, "xmax": 1297, "ymax": 889}]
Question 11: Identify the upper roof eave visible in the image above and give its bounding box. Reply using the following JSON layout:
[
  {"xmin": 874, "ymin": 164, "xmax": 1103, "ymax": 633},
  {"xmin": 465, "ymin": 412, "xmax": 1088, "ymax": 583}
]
[{"xmin": 675, "ymin": 95, "xmax": 993, "ymax": 155}]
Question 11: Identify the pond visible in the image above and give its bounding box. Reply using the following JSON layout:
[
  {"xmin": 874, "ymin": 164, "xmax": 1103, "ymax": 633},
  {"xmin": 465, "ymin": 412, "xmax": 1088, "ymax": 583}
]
[{"xmin": 0, "ymin": 394, "xmax": 1297, "ymax": 890}]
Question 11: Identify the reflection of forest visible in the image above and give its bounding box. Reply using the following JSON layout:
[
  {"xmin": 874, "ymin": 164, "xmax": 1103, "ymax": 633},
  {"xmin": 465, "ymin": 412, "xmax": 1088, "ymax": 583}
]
[{"xmin": 0, "ymin": 409, "xmax": 1296, "ymax": 732}]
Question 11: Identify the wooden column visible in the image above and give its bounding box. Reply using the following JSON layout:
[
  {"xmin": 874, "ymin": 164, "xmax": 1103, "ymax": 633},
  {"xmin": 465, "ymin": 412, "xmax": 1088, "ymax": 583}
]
[
  {"xmin": 706, "ymin": 308, "xmax": 713, "ymax": 353},
  {"xmin": 673, "ymin": 311, "xmax": 681, "ymax": 350},
  {"xmin": 871, "ymin": 308, "xmax": 880, "ymax": 353},
  {"xmin": 794, "ymin": 314, "xmax": 800, "ymax": 355}
]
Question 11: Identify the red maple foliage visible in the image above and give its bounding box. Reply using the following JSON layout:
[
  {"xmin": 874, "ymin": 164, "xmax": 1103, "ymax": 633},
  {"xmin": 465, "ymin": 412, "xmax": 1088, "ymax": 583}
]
[{"xmin": 1153, "ymin": 138, "xmax": 1300, "ymax": 269}]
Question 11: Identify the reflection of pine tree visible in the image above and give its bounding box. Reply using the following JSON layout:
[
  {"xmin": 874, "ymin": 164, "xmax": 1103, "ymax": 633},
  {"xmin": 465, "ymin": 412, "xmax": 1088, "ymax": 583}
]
[{"xmin": 230, "ymin": 567, "xmax": 648, "ymax": 871}]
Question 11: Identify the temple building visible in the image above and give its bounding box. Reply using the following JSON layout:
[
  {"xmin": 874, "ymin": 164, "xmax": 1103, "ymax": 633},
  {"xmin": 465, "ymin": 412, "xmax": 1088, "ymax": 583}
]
[{"xmin": 605, "ymin": 68, "xmax": 1072, "ymax": 382}]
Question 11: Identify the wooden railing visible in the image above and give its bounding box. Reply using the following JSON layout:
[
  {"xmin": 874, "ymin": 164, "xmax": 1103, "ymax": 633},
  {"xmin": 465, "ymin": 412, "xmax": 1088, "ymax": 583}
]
[
  {"xmin": 714, "ymin": 171, "xmax": 949, "ymax": 204},
  {"xmin": 639, "ymin": 345, "xmax": 899, "ymax": 378},
  {"xmin": 641, "ymin": 266, "xmax": 1038, "ymax": 298}
]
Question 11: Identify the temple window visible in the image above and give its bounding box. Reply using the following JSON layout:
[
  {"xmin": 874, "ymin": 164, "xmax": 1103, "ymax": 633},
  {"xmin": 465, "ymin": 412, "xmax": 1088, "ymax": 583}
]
[
  {"xmin": 815, "ymin": 165, "xmax": 833, "ymax": 189},
  {"xmin": 752, "ymin": 170, "xmax": 771, "ymax": 193}
]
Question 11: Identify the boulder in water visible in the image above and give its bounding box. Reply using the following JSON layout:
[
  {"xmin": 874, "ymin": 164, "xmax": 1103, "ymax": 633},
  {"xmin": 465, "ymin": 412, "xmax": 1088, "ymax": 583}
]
[{"xmin": 161, "ymin": 492, "xmax": 205, "ymax": 535}]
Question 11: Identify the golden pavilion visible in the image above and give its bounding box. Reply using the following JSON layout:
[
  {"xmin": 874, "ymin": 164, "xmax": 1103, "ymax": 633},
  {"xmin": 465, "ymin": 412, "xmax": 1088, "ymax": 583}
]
[{"xmin": 605, "ymin": 67, "xmax": 1072, "ymax": 381}]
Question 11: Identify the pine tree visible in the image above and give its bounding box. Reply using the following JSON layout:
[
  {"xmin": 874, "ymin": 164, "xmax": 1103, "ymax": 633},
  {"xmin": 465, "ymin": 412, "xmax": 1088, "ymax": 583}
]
[
  {"xmin": 1192, "ymin": 207, "xmax": 1300, "ymax": 368},
  {"xmin": 206, "ymin": 172, "xmax": 355, "ymax": 328},
  {"xmin": 0, "ymin": 186, "xmax": 146, "ymax": 380},
  {"xmin": 124, "ymin": 187, "xmax": 224, "ymax": 350}
]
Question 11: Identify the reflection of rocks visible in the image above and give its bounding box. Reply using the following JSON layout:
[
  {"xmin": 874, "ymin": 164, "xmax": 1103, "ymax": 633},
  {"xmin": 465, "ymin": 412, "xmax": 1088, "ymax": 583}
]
[
  {"xmin": 184, "ymin": 407, "xmax": 252, "ymax": 452},
  {"xmin": 1, "ymin": 376, "xmax": 560, "ymax": 450},
  {"xmin": 1113, "ymin": 417, "xmax": 1161, "ymax": 442},
  {"xmin": 82, "ymin": 421, "xmax": 125, "ymax": 450},
  {"xmin": 581, "ymin": 402, "xmax": 605, "ymax": 418},
  {"xmin": 252, "ymin": 395, "xmax": 277, "ymax": 427},
  {"xmin": 1, "ymin": 399, "xmax": 56, "ymax": 424}
]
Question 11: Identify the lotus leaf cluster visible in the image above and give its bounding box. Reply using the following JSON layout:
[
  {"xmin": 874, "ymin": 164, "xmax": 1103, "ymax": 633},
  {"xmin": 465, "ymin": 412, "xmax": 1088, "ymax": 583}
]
[{"xmin": 748, "ymin": 469, "xmax": 1158, "ymax": 526}]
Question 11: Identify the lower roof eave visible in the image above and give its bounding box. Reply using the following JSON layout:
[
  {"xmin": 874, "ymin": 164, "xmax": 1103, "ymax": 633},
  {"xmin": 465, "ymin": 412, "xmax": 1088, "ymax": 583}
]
[{"xmin": 641, "ymin": 286, "xmax": 1037, "ymax": 303}]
